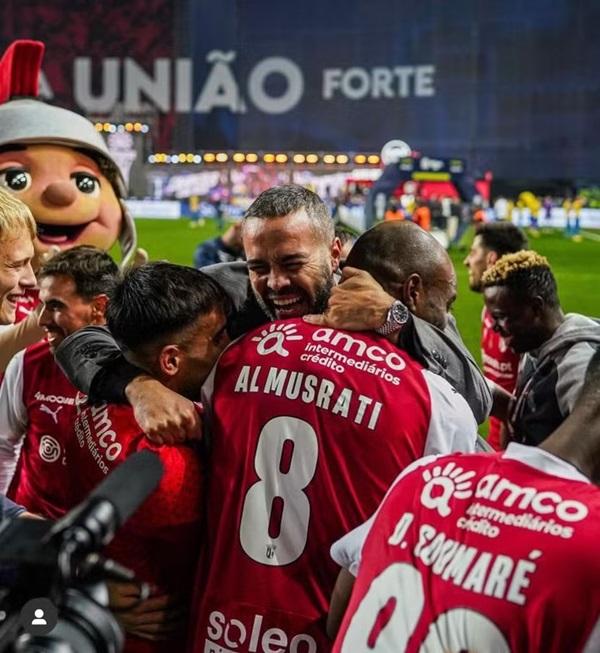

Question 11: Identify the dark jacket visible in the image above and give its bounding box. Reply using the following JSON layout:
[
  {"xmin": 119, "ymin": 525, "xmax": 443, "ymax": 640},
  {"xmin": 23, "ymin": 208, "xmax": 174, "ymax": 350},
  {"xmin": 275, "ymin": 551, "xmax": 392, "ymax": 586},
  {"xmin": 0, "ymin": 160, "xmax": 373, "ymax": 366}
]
[
  {"xmin": 510, "ymin": 313, "xmax": 600, "ymax": 445},
  {"xmin": 193, "ymin": 236, "xmax": 243, "ymax": 269}
]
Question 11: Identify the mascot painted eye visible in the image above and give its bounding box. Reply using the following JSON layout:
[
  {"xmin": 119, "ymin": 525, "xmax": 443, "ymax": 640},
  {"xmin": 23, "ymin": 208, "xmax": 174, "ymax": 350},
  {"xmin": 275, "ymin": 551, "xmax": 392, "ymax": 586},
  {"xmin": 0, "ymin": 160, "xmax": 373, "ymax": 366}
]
[
  {"xmin": 0, "ymin": 168, "xmax": 33, "ymax": 192},
  {"xmin": 72, "ymin": 173, "xmax": 101, "ymax": 195}
]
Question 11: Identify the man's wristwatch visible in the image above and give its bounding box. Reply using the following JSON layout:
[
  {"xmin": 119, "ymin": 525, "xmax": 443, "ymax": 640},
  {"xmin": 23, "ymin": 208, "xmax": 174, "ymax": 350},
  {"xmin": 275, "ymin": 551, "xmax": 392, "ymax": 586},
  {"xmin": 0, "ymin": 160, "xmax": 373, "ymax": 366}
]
[{"xmin": 375, "ymin": 300, "xmax": 410, "ymax": 336}]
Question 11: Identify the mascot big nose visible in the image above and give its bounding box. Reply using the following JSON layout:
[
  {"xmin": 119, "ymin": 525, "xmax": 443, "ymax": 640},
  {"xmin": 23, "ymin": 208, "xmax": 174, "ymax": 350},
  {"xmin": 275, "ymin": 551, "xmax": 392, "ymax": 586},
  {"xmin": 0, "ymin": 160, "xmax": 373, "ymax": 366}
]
[
  {"xmin": 42, "ymin": 182, "xmax": 78, "ymax": 207},
  {"xmin": 0, "ymin": 39, "xmax": 137, "ymax": 270}
]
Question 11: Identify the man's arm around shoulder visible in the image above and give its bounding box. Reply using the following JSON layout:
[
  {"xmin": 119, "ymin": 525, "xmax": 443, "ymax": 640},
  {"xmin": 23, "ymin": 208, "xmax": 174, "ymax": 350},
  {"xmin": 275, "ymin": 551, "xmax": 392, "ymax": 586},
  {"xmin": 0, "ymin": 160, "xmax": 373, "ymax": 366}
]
[{"xmin": 55, "ymin": 326, "xmax": 141, "ymax": 403}]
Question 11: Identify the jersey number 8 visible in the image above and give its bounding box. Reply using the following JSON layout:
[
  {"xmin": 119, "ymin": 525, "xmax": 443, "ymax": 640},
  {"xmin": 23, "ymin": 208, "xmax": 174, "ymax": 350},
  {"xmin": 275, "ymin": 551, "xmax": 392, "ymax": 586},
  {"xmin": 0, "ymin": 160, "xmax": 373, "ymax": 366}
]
[{"xmin": 240, "ymin": 416, "xmax": 319, "ymax": 566}]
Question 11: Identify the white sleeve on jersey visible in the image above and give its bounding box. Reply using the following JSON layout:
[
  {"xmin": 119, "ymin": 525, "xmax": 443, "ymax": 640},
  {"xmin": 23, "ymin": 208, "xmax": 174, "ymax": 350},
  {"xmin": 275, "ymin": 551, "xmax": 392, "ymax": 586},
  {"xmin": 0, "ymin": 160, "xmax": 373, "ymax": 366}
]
[
  {"xmin": 583, "ymin": 616, "xmax": 600, "ymax": 653},
  {"xmin": 331, "ymin": 516, "xmax": 374, "ymax": 577},
  {"xmin": 200, "ymin": 353, "xmax": 221, "ymax": 448},
  {"xmin": 331, "ymin": 372, "xmax": 478, "ymax": 577},
  {"xmin": 199, "ymin": 336, "xmax": 245, "ymax": 447},
  {"xmin": 0, "ymin": 350, "xmax": 27, "ymax": 493},
  {"xmin": 421, "ymin": 369, "xmax": 478, "ymax": 455},
  {"xmin": 330, "ymin": 455, "xmax": 438, "ymax": 576}
]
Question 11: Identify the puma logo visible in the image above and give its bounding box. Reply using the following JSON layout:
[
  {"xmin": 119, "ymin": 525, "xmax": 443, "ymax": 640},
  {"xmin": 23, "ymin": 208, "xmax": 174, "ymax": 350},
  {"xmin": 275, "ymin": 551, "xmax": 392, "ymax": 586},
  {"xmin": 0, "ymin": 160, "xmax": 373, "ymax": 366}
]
[{"xmin": 40, "ymin": 404, "xmax": 63, "ymax": 424}]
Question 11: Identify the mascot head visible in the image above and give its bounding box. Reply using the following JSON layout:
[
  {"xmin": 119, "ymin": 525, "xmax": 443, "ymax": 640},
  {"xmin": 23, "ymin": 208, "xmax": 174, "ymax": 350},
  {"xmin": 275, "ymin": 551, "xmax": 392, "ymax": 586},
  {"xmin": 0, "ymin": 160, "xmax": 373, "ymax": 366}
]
[{"xmin": 0, "ymin": 40, "xmax": 136, "ymax": 268}]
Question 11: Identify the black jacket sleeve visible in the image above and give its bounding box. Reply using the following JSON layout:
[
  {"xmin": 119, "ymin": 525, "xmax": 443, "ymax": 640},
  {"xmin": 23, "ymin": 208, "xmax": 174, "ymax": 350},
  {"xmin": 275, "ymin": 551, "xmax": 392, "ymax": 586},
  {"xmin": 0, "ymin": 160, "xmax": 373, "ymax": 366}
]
[
  {"xmin": 54, "ymin": 326, "xmax": 141, "ymax": 404},
  {"xmin": 398, "ymin": 313, "xmax": 492, "ymax": 424},
  {"xmin": 53, "ymin": 263, "xmax": 263, "ymax": 404}
]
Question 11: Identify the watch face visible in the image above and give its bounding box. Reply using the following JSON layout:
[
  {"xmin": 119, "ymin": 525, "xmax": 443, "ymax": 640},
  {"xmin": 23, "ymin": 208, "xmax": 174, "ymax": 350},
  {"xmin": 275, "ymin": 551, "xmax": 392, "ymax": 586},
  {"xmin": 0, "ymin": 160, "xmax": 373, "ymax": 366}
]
[{"xmin": 391, "ymin": 301, "xmax": 409, "ymax": 324}]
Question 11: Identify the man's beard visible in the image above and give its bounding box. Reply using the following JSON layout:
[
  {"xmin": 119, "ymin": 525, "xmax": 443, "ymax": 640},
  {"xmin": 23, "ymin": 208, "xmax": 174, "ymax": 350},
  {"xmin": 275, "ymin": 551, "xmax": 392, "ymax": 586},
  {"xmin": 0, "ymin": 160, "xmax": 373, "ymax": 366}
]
[
  {"xmin": 254, "ymin": 290, "xmax": 277, "ymax": 320},
  {"xmin": 253, "ymin": 266, "xmax": 334, "ymax": 321},
  {"xmin": 469, "ymin": 278, "xmax": 483, "ymax": 293},
  {"xmin": 312, "ymin": 273, "xmax": 334, "ymax": 314}
]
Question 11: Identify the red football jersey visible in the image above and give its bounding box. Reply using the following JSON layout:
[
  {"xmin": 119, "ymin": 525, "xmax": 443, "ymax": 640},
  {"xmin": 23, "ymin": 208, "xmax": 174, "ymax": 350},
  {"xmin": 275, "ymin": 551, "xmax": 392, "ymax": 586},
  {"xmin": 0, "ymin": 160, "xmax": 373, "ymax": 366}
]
[
  {"xmin": 481, "ymin": 307, "xmax": 520, "ymax": 449},
  {"xmin": 191, "ymin": 319, "xmax": 477, "ymax": 652},
  {"xmin": 334, "ymin": 444, "xmax": 600, "ymax": 653},
  {"xmin": 14, "ymin": 287, "xmax": 40, "ymax": 323},
  {"xmin": 3, "ymin": 341, "xmax": 79, "ymax": 518},
  {"xmin": 68, "ymin": 401, "xmax": 204, "ymax": 653}
]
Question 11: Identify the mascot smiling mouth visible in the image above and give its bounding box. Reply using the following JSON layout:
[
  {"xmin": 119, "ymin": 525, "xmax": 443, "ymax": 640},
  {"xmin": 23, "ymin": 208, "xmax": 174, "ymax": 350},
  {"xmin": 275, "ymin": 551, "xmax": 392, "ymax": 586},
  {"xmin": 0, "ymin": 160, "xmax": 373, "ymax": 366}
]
[{"xmin": 36, "ymin": 222, "xmax": 89, "ymax": 245}]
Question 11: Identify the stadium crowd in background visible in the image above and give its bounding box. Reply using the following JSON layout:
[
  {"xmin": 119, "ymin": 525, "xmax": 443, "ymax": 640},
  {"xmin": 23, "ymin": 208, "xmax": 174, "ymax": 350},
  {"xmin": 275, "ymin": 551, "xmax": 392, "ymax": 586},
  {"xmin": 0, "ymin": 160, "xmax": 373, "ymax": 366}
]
[{"xmin": 0, "ymin": 178, "xmax": 599, "ymax": 651}]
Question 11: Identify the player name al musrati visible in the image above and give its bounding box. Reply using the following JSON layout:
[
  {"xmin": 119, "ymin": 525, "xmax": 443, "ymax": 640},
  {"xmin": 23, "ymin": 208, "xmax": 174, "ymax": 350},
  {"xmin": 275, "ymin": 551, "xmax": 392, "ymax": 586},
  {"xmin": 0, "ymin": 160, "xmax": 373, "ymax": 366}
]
[{"xmin": 233, "ymin": 365, "xmax": 383, "ymax": 430}]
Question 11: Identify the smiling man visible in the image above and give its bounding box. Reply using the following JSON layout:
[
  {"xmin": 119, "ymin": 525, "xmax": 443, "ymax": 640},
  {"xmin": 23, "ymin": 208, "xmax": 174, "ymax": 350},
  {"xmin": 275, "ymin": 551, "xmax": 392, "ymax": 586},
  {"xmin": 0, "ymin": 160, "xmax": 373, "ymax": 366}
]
[
  {"xmin": 0, "ymin": 188, "xmax": 45, "ymax": 371},
  {"xmin": 482, "ymin": 250, "xmax": 600, "ymax": 445},
  {"xmin": 243, "ymin": 185, "xmax": 341, "ymax": 320},
  {"xmin": 0, "ymin": 245, "xmax": 119, "ymax": 518},
  {"xmin": 0, "ymin": 187, "xmax": 36, "ymax": 324}
]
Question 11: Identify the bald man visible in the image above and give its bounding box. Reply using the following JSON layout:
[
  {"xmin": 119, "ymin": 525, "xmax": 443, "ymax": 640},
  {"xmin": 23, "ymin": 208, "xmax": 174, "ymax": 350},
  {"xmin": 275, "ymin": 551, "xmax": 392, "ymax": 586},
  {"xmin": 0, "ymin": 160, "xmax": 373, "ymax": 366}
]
[
  {"xmin": 308, "ymin": 222, "xmax": 486, "ymax": 426},
  {"xmin": 342, "ymin": 220, "xmax": 457, "ymax": 331}
]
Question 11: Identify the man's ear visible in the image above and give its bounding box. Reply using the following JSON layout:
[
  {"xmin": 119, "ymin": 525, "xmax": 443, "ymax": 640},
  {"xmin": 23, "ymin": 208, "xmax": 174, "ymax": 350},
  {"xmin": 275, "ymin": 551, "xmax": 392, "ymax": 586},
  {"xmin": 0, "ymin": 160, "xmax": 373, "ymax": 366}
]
[
  {"xmin": 401, "ymin": 273, "xmax": 423, "ymax": 312},
  {"xmin": 330, "ymin": 236, "xmax": 342, "ymax": 273},
  {"xmin": 157, "ymin": 344, "xmax": 183, "ymax": 378},
  {"xmin": 530, "ymin": 295, "xmax": 546, "ymax": 316},
  {"xmin": 486, "ymin": 250, "xmax": 499, "ymax": 267},
  {"xmin": 90, "ymin": 294, "xmax": 109, "ymax": 324}
]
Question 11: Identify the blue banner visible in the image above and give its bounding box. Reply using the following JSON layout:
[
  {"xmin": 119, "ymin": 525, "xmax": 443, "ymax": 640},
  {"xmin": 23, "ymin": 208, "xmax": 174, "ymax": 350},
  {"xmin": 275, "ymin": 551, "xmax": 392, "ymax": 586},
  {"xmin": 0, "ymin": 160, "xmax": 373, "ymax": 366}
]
[{"xmin": 2, "ymin": 0, "xmax": 599, "ymax": 180}]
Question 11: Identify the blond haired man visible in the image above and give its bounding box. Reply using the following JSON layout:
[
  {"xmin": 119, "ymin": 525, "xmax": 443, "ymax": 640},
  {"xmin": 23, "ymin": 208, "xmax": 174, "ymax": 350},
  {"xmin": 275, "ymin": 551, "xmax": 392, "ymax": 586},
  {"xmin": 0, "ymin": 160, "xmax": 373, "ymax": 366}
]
[{"xmin": 0, "ymin": 187, "xmax": 41, "ymax": 367}]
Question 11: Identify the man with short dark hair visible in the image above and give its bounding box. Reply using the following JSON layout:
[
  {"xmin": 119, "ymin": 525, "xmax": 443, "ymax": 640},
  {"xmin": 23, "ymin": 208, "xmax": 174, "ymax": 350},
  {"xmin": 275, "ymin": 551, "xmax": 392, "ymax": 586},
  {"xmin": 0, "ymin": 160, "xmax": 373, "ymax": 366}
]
[
  {"xmin": 465, "ymin": 223, "xmax": 529, "ymax": 293},
  {"xmin": 482, "ymin": 250, "xmax": 600, "ymax": 445},
  {"xmin": 0, "ymin": 245, "xmax": 119, "ymax": 518},
  {"xmin": 243, "ymin": 184, "xmax": 341, "ymax": 320},
  {"xmin": 67, "ymin": 262, "xmax": 231, "ymax": 653},
  {"xmin": 464, "ymin": 223, "xmax": 528, "ymax": 448}
]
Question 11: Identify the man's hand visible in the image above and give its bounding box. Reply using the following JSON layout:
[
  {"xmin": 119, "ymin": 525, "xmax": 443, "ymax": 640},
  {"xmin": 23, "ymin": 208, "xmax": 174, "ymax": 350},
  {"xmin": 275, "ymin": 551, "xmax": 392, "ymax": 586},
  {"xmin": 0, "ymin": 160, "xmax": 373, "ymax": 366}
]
[
  {"xmin": 107, "ymin": 581, "xmax": 186, "ymax": 641},
  {"xmin": 19, "ymin": 511, "xmax": 43, "ymax": 519},
  {"xmin": 125, "ymin": 375, "xmax": 202, "ymax": 444},
  {"xmin": 488, "ymin": 382, "xmax": 513, "ymax": 422},
  {"xmin": 132, "ymin": 247, "xmax": 149, "ymax": 268},
  {"xmin": 304, "ymin": 267, "xmax": 395, "ymax": 331}
]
